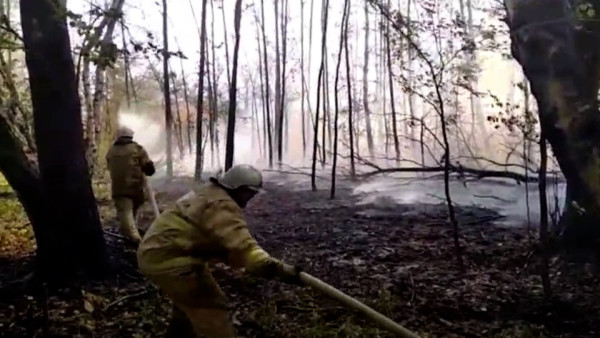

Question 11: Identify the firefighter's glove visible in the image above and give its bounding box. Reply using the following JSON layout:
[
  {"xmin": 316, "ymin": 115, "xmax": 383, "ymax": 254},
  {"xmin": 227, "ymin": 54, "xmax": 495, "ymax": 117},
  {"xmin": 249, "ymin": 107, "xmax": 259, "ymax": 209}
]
[{"xmin": 279, "ymin": 263, "xmax": 304, "ymax": 286}]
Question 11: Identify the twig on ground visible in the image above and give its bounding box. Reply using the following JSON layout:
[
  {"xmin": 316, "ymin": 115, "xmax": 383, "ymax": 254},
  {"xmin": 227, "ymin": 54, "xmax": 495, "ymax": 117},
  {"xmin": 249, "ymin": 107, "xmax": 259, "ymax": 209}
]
[{"xmin": 103, "ymin": 289, "xmax": 151, "ymax": 311}]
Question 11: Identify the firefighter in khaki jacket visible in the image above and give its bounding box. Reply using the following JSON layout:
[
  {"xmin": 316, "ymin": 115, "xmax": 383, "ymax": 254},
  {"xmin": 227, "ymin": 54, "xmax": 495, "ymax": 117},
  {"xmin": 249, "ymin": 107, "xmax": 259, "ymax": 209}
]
[
  {"xmin": 137, "ymin": 164, "xmax": 302, "ymax": 338},
  {"xmin": 106, "ymin": 126, "xmax": 156, "ymax": 244}
]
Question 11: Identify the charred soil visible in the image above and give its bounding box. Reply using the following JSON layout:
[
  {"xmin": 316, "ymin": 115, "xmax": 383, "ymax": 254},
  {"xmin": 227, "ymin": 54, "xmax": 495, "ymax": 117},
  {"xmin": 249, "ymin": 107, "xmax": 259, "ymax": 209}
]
[{"xmin": 1, "ymin": 179, "xmax": 599, "ymax": 337}]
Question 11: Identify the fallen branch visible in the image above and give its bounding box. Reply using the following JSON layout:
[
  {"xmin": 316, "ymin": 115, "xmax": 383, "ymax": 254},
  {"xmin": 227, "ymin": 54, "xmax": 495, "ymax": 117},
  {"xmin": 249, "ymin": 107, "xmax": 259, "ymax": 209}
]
[
  {"xmin": 358, "ymin": 163, "xmax": 565, "ymax": 184},
  {"xmin": 103, "ymin": 289, "xmax": 151, "ymax": 311}
]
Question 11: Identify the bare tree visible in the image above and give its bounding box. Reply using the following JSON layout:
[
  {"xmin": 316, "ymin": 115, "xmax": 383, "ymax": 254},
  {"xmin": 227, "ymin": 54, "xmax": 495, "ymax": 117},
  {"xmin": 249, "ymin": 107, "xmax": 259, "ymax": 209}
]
[
  {"xmin": 538, "ymin": 129, "xmax": 552, "ymax": 299},
  {"xmin": 224, "ymin": 0, "xmax": 243, "ymax": 171},
  {"xmin": 273, "ymin": 0, "xmax": 282, "ymax": 165},
  {"xmin": 344, "ymin": 0, "xmax": 355, "ymax": 177},
  {"xmin": 259, "ymin": 0, "xmax": 274, "ymax": 167},
  {"xmin": 311, "ymin": 0, "xmax": 329, "ymax": 191},
  {"xmin": 331, "ymin": 0, "xmax": 350, "ymax": 199},
  {"xmin": 220, "ymin": 1, "xmax": 231, "ymax": 87},
  {"xmin": 278, "ymin": 0, "xmax": 289, "ymax": 166},
  {"xmin": 171, "ymin": 70, "xmax": 184, "ymax": 159},
  {"xmin": 300, "ymin": 0, "xmax": 307, "ymax": 157},
  {"xmin": 362, "ymin": 1, "xmax": 375, "ymax": 157},
  {"xmin": 194, "ymin": 0, "xmax": 209, "ymax": 180},
  {"xmin": 162, "ymin": 0, "xmax": 173, "ymax": 177},
  {"xmin": 385, "ymin": 0, "xmax": 400, "ymax": 160}
]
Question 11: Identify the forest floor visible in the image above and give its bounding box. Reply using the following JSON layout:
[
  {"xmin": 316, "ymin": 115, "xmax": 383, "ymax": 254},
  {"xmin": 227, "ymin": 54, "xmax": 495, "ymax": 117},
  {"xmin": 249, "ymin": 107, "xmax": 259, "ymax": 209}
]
[{"xmin": 1, "ymin": 174, "xmax": 600, "ymax": 337}]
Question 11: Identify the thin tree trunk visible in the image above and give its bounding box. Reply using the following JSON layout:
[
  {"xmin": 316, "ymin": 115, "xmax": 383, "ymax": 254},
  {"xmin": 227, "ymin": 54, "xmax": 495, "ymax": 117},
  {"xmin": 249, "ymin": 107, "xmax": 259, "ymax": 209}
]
[
  {"xmin": 311, "ymin": 0, "xmax": 328, "ymax": 191},
  {"xmin": 300, "ymin": 0, "xmax": 307, "ymax": 158},
  {"xmin": 307, "ymin": 0, "xmax": 315, "ymax": 150},
  {"xmin": 120, "ymin": 20, "xmax": 131, "ymax": 109},
  {"xmin": 273, "ymin": 0, "xmax": 282, "ymax": 165},
  {"xmin": 385, "ymin": 0, "xmax": 400, "ymax": 160},
  {"xmin": 362, "ymin": 1, "xmax": 374, "ymax": 157},
  {"xmin": 221, "ymin": 2, "xmax": 231, "ymax": 87},
  {"xmin": 162, "ymin": 0, "xmax": 173, "ymax": 177},
  {"xmin": 180, "ymin": 69, "xmax": 193, "ymax": 155},
  {"xmin": 194, "ymin": 0, "xmax": 208, "ymax": 180},
  {"xmin": 278, "ymin": 0, "xmax": 289, "ymax": 166},
  {"xmin": 253, "ymin": 6, "xmax": 268, "ymax": 159},
  {"xmin": 538, "ymin": 131, "xmax": 552, "ymax": 299},
  {"xmin": 344, "ymin": 0, "xmax": 355, "ymax": 177},
  {"xmin": 90, "ymin": 0, "xmax": 126, "ymax": 176},
  {"xmin": 331, "ymin": 0, "xmax": 349, "ymax": 199},
  {"xmin": 224, "ymin": 0, "xmax": 243, "ymax": 171},
  {"xmin": 171, "ymin": 72, "xmax": 184, "ymax": 159},
  {"xmin": 320, "ymin": 0, "xmax": 330, "ymax": 167},
  {"xmin": 406, "ymin": 0, "xmax": 415, "ymax": 141},
  {"xmin": 259, "ymin": 0, "xmax": 273, "ymax": 167}
]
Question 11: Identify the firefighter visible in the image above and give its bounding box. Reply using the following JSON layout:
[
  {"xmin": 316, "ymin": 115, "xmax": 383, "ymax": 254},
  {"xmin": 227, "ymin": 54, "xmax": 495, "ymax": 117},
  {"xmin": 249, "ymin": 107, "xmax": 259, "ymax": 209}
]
[
  {"xmin": 137, "ymin": 164, "xmax": 302, "ymax": 338},
  {"xmin": 106, "ymin": 126, "xmax": 156, "ymax": 244}
]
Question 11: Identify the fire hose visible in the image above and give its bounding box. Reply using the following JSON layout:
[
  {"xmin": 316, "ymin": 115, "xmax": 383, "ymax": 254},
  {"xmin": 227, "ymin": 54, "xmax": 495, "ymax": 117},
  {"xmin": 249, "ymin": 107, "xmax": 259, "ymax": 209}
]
[
  {"xmin": 145, "ymin": 181, "xmax": 160, "ymax": 219},
  {"xmin": 282, "ymin": 265, "xmax": 421, "ymax": 337}
]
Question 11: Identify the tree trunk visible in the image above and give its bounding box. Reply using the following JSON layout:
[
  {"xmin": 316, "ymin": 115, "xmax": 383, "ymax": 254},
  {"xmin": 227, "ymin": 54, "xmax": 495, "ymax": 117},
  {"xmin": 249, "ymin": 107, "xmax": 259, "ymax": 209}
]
[
  {"xmin": 253, "ymin": 8, "xmax": 268, "ymax": 160},
  {"xmin": 406, "ymin": 0, "xmax": 416, "ymax": 141},
  {"xmin": 180, "ymin": 69, "xmax": 193, "ymax": 155},
  {"xmin": 162, "ymin": 0, "xmax": 173, "ymax": 177},
  {"xmin": 311, "ymin": 0, "xmax": 328, "ymax": 191},
  {"xmin": 362, "ymin": 1, "xmax": 375, "ymax": 158},
  {"xmin": 171, "ymin": 71, "xmax": 185, "ymax": 159},
  {"xmin": 278, "ymin": 0, "xmax": 289, "ymax": 166},
  {"xmin": 331, "ymin": 0, "xmax": 349, "ymax": 199},
  {"xmin": 91, "ymin": 0, "xmax": 126, "ymax": 177},
  {"xmin": 504, "ymin": 0, "xmax": 600, "ymax": 248},
  {"xmin": 224, "ymin": 0, "xmax": 243, "ymax": 171},
  {"xmin": 300, "ymin": 0, "xmax": 307, "ymax": 158},
  {"xmin": 19, "ymin": 0, "xmax": 107, "ymax": 280},
  {"xmin": 344, "ymin": 0, "xmax": 355, "ymax": 177},
  {"xmin": 259, "ymin": 0, "xmax": 273, "ymax": 167},
  {"xmin": 538, "ymin": 130, "xmax": 552, "ymax": 298},
  {"xmin": 195, "ymin": 0, "xmax": 208, "ymax": 181},
  {"xmin": 209, "ymin": 1, "xmax": 218, "ymax": 168},
  {"xmin": 273, "ymin": 0, "xmax": 282, "ymax": 165},
  {"xmin": 385, "ymin": 0, "xmax": 400, "ymax": 161},
  {"xmin": 320, "ymin": 0, "xmax": 330, "ymax": 167},
  {"xmin": 220, "ymin": 2, "xmax": 232, "ymax": 88},
  {"xmin": 120, "ymin": 20, "xmax": 133, "ymax": 108}
]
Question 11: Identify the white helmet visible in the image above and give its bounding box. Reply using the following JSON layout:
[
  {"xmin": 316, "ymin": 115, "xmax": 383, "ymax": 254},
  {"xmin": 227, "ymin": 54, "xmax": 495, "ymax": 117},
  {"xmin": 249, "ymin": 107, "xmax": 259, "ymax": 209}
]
[
  {"xmin": 117, "ymin": 126, "xmax": 134, "ymax": 138},
  {"xmin": 213, "ymin": 164, "xmax": 263, "ymax": 192}
]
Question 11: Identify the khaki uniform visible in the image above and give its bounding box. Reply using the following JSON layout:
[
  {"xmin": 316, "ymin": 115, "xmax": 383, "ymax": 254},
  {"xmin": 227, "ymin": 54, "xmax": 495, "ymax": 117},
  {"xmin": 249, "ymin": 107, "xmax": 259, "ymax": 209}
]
[
  {"xmin": 106, "ymin": 137, "xmax": 155, "ymax": 243},
  {"xmin": 137, "ymin": 182, "xmax": 287, "ymax": 338}
]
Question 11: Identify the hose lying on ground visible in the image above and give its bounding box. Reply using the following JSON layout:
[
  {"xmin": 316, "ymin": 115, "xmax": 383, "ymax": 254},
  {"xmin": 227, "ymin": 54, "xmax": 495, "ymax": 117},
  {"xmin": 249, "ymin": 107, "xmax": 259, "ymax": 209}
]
[{"xmin": 283, "ymin": 265, "xmax": 421, "ymax": 338}]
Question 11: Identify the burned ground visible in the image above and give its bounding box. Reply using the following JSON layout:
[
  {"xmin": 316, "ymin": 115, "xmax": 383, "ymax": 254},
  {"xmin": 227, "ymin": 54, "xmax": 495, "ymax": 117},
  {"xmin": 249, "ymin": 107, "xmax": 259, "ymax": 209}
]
[{"xmin": 0, "ymin": 177, "xmax": 599, "ymax": 337}]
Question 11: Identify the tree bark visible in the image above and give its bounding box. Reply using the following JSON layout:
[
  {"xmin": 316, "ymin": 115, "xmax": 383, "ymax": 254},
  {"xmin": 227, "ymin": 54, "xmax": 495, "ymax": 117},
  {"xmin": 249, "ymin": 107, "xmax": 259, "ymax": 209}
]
[
  {"xmin": 195, "ymin": 0, "xmax": 208, "ymax": 181},
  {"xmin": 344, "ymin": 0, "xmax": 355, "ymax": 177},
  {"xmin": 504, "ymin": 0, "xmax": 600, "ymax": 248},
  {"xmin": 224, "ymin": 0, "xmax": 243, "ymax": 171},
  {"xmin": 162, "ymin": 0, "xmax": 173, "ymax": 177},
  {"xmin": 311, "ymin": 0, "xmax": 328, "ymax": 191},
  {"xmin": 19, "ymin": 0, "xmax": 107, "ymax": 281},
  {"xmin": 385, "ymin": 0, "xmax": 400, "ymax": 160},
  {"xmin": 259, "ymin": 0, "xmax": 274, "ymax": 167},
  {"xmin": 273, "ymin": 0, "xmax": 282, "ymax": 164},
  {"xmin": 362, "ymin": 1, "xmax": 375, "ymax": 157},
  {"xmin": 300, "ymin": 0, "xmax": 307, "ymax": 158},
  {"xmin": 331, "ymin": 0, "xmax": 350, "ymax": 199}
]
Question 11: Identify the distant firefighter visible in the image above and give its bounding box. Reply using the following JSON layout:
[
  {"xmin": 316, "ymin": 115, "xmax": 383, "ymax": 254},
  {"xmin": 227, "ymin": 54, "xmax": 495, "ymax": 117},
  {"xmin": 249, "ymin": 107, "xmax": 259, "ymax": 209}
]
[{"xmin": 106, "ymin": 126, "xmax": 156, "ymax": 244}]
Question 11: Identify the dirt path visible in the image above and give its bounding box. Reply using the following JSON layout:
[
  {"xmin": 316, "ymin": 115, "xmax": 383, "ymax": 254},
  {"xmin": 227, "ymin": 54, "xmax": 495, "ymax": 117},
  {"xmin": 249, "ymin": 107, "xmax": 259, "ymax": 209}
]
[{"xmin": 1, "ymin": 180, "xmax": 599, "ymax": 337}]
